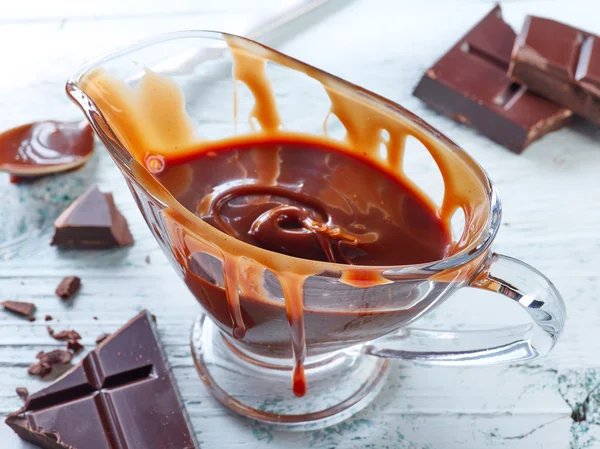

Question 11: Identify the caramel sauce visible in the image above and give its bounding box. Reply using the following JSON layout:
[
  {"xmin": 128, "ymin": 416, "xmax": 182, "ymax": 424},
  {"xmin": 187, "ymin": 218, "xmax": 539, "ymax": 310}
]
[{"xmin": 78, "ymin": 34, "xmax": 490, "ymax": 397}]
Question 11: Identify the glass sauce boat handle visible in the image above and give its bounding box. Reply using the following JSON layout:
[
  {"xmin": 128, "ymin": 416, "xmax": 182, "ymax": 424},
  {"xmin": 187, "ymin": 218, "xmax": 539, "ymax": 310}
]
[{"xmin": 362, "ymin": 253, "xmax": 566, "ymax": 365}]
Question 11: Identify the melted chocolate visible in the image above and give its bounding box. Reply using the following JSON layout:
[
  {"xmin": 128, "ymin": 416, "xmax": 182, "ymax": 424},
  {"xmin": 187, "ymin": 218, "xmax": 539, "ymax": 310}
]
[
  {"xmin": 0, "ymin": 121, "xmax": 93, "ymax": 177},
  {"xmin": 75, "ymin": 35, "xmax": 493, "ymax": 397},
  {"xmin": 154, "ymin": 137, "xmax": 450, "ymax": 396},
  {"xmin": 158, "ymin": 138, "xmax": 449, "ymax": 266}
]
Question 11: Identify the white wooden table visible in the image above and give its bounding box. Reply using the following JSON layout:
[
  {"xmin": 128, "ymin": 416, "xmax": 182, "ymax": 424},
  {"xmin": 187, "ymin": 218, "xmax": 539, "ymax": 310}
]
[{"xmin": 1, "ymin": 1, "xmax": 599, "ymax": 447}]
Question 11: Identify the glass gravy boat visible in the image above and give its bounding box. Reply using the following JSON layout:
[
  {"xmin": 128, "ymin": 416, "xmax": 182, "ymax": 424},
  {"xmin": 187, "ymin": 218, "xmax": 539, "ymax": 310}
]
[{"xmin": 67, "ymin": 31, "xmax": 566, "ymax": 430}]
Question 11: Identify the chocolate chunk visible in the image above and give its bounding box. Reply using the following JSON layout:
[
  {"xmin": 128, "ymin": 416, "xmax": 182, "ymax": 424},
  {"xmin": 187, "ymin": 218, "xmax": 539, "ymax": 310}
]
[
  {"xmin": 2, "ymin": 300, "xmax": 36, "ymax": 318},
  {"xmin": 413, "ymin": 6, "xmax": 572, "ymax": 153},
  {"xmin": 37, "ymin": 350, "xmax": 72, "ymax": 365},
  {"xmin": 66, "ymin": 340, "xmax": 84, "ymax": 354},
  {"xmin": 6, "ymin": 311, "xmax": 199, "ymax": 449},
  {"xmin": 51, "ymin": 186, "xmax": 134, "ymax": 249},
  {"xmin": 51, "ymin": 330, "xmax": 82, "ymax": 341},
  {"xmin": 55, "ymin": 276, "xmax": 81, "ymax": 300},
  {"xmin": 27, "ymin": 362, "xmax": 52, "ymax": 378},
  {"xmin": 509, "ymin": 16, "xmax": 600, "ymax": 125},
  {"xmin": 16, "ymin": 387, "xmax": 29, "ymax": 401},
  {"xmin": 44, "ymin": 315, "xmax": 53, "ymax": 321},
  {"xmin": 95, "ymin": 332, "xmax": 110, "ymax": 344}
]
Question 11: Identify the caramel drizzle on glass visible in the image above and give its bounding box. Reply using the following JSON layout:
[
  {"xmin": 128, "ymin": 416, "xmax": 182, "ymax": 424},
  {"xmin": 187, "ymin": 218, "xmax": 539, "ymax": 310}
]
[{"xmin": 79, "ymin": 34, "xmax": 489, "ymax": 397}]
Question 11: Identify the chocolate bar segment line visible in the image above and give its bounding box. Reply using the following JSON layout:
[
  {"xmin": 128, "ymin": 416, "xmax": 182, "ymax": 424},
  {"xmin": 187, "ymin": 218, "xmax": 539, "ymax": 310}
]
[
  {"xmin": 6, "ymin": 311, "xmax": 199, "ymax": 449},
  {"xmin": 509, "ymin": 16, "xmax": 600, "ymax": 124},
  {"xmin": 413, "ymin": 5, "xmax": 572, "ymax": 153}
]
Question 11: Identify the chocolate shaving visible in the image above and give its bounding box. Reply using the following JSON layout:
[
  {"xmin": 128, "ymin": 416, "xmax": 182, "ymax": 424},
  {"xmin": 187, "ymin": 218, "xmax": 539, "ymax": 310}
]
[
  {"xmin": 66, "ymin": 340, "xmax": 84, "ymax": 354},
  {"xmin": 51, "ymin": 330, "xmax": 81, "ymax": 341},
  {"xmin": 37, "ymin": 350, "xmax": 72, "ymax": 365},
  {"xmin": 2, "ymin": 300, "xmax": 36, "ymax": 318},
  {"xmin": 16, "ymin": 387, "xmax": 29, "ymax": 401},
  {"xmin": 27, "ymin": 362, "xmax": 52, "ymax": 378},
  {"xmin": 95, "ymin": 333, "xmax": 111, "ymax": 344},
  {"xmin": 55, "ymin": 276, "xmax": 81, "ymax": 300}
]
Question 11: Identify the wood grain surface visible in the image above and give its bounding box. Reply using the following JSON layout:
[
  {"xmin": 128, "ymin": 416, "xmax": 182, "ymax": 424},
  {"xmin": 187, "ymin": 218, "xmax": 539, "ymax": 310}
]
[{"xmin": 1, "ymin": 0, "xmax": 599, "ymax": 448}]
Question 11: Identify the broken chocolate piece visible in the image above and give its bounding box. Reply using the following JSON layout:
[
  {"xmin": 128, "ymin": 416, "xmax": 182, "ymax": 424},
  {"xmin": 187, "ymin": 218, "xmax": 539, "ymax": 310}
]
[
  {"xmin": 37, "ymin": 350, "xmax": 72, "ymax": 366},
  {"xmin": 6, "ymin": 311, "xmax": 199, "ymax": 449},
  {"xmin": 51, "ymin": 186, "xmax": 134, "ymax": 248},
  {"xmin": 2, "ymin": 300, "xmax": 36, "ymax": 318},
  {"xmin": 95, "ymin": 332, "xmax": 110, "ymax": 344},
  {"xmin": 51, "ymin": 330, "xmax": 81, "ymax": 341},
  {"xmin": 413, "ymin": 6, "xmax": 572, "ymax": 153},
  {"xmin": 44, "ymin": 315, "xmax": 53, "ymax": 322},
  {"xmin": 16, "ymin": 388, "xmax": 29, "ymax": 401},
  {"xmin": 509, "ymin": 16, "xmax": 600, "ymax": 125},
  {"xmin": 27, "ymin": 362, "xmax": 52, "ymax": 378},
  {"xmin": 55, "ymin": 276, "xmax": 81, "ymax": 300},
  {"xmin": 66, "ymin": 340, "xmax": 84, "ymax": 354}
]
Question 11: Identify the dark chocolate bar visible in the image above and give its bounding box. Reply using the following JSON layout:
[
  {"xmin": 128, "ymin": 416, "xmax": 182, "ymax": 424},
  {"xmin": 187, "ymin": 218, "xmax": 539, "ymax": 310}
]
[
  {"xmin": 51, "ymin": 186, "xmax": 133, "ymax": 249},
  {"xmin": 6, "ymin": 311, "xmax": 199, "ymax": 449},
  {"xmin": 509, "ymin": 16, "xmax": 600, "ymax": 125},
  {"xmin": 413, "ymin": 6, "xmax": 572, "ymax": 153}
]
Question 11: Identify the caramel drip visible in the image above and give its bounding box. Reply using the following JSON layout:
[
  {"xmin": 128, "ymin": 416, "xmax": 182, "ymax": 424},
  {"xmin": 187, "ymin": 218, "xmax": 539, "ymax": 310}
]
[
  {"xmin": 79, "ymin": 68, "xmax": 196, "ymax": 162},
  {"xmin": 229, "ymin": 43, "xmax": 281, "ymax": 133},
  {"xmin": 236, "ymin": 258, "xmax": 269, "ymax": 299},
  {"xmin": 277, "ymin": 273, "xmax": 307, "ymax": 397},
  {"xmin": 251, "ymin": 144, "xmax": 281, "ymax": 186},
  {"xmin": 78, "ymin": 32, "xmax": 492, "ymax": 397},
  {"xmin": 222, "ymin": 254, "xmax": 246, "ymax": 340},
  {"xmin": 340, "ymin": 269, "xmax": 392, "ymax": 288},
  {"xmin": 223, "ymin": 34, "xmax": 488, "ymax": 245},
  {"xmin": 387, "ymin": 132, "xmax": 407, "ymax": 171}
]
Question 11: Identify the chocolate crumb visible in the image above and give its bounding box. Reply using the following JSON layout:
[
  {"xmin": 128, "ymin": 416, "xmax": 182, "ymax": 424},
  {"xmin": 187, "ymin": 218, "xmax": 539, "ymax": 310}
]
[
  {"xmin": 27, "ymin": 316, "xmax": 36, "ymax": 322},
  {"xmin": 52, "ymin": 330, "xmax": 82, "ymax": 341},
  {"xmin": 2, "ymin": 300, "xmax": 36, "ymax": 318},
  {"xmin": 95, "ymin": 333, "xmax": 111, "ymax": 344},
  {"xmin": 28, "ymin": 362, "xmax": 52, "ymax": 378},
  {"xmin": 151, "ymin": 314, "xmax": 157, "ymax": 323},
  {"xmin": 37, "ymin": 350, "xmax": 72, "ymax": 365},
  {"xmin": 16, "ymin": 387, "xmax": 29, "ymax": 401},
  {"xmin": 47, "ymin": 326, "xmax": 54, "ymax": 336},
  {"xmin": 93, "ymin": 316, "xmax": 98, "ymax": 320},
  {"xmin": 55, "ymin": 276, "xmax": 81, "ymax": 300},
  {"xmin": 145, "ymin": 255, "xmax": 151, "ymax": 264},
  {"xmin": 45, "ymin": 315, "xmax": 53, "ymax": 321},
  {"xmin": 67, "ymin": 340, "xmax": 84, "ymax": 354}
]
